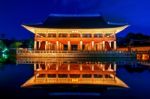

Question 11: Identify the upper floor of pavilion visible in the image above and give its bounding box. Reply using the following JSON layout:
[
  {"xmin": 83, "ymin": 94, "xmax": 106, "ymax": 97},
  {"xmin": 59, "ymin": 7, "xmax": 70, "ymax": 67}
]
[{"xmin": 22, "ymin": 14, "xmax": 129, "ymax": 34}]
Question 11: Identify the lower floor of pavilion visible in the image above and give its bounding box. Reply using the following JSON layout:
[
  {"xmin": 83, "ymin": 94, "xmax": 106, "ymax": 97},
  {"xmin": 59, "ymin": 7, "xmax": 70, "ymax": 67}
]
[{"xmin": 34, "ymin": 40, "xmax": 117, "ymax": 51}]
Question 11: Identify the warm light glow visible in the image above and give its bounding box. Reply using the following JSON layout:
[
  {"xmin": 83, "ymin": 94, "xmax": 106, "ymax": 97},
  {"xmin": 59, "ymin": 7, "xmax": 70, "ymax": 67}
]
[{"xmin": 72, "ymin": 78, "xmax": 79, "ymax": 82}]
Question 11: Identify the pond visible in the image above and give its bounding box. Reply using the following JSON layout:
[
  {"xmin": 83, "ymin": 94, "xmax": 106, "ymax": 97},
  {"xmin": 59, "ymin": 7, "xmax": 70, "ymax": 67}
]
[{"xmin": 0, "ymin": 58, "xmax": 150, "ymax": 99}]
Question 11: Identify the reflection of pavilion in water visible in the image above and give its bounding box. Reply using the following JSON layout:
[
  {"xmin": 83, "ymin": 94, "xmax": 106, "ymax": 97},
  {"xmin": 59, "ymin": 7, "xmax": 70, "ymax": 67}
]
[{"xmin": 20, "ymin": 59, "xmax": 128, "ymax": 88}]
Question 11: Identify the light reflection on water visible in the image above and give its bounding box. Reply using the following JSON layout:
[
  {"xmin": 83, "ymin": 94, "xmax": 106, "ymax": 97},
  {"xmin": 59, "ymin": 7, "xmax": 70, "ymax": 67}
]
[
  {"xmin": 0, "ymin": 58, "xmax": 150, "ymax": 98},
  {"xmin": 18, "ymin": 58, "xmax": 128, "ymax": 89}
]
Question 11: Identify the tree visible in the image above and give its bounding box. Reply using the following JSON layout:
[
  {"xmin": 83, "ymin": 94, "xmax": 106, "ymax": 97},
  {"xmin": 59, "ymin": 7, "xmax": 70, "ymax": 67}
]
[
  {"xmin": 0, "ymin": 40, "xmax": 6, "ymax": 49},
  {"xmin": 9, "ymin": 42, "xmax": 23, "ymax": 48}
]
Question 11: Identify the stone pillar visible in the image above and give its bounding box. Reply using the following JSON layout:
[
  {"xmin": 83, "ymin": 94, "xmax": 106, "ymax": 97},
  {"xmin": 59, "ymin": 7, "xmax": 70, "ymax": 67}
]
[
  {"xmin": 114, "ymin": 41, "xmax": 117, "ymax": 50},
  {"xmin": 102, "ymin": 41, "xmax": 105, "ymax": 50},
  {"xmin": 34, "ymin": 41, "xmax": 37, "ymax": 50},
  {"xmin": 68, "ymin": 41, "xmax": 71, "ymax": 51},
  {"xmin": 80, "ymin": 41, "xmax": 83, "ymax": 51}
]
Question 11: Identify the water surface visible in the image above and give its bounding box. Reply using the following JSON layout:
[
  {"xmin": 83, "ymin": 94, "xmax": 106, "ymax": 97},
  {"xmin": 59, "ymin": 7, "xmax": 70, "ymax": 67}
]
[{"xmin": 0, "ymin": 58, "xmax": 150, "ymax": 99}]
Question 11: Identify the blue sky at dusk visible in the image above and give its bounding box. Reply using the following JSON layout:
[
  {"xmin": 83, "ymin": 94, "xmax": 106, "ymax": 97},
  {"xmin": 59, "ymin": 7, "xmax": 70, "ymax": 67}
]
[{"xmin": 0, "ymin": 0, "xmax": 150, "ymax": 39}]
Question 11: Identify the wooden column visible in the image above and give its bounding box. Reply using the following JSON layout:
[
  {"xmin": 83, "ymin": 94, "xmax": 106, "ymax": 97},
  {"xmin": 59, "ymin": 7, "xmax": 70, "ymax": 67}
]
[
  {"xmin": 34, "ymin": 64, "xmax": 36, "ymax": 71},
  {"xmin": 91, "ymin": 41, "xmax": 94, "ymax": 51},
  {"xmin": 68, "ymin": 41, "xmax": 71, "ymax": 51},
  {"xmin": 56, "ymin": 41, "xmax": 59, "ymax": 50},
  {"xmin": 56, "ymin": 64, "xmax": 59, "ymax": 71},
  {"xmin": 80, "ymin": 64, "xmax": 82, "ymax": 71},
  {"xmin": 92, "ymin": 64, "xmax": 94, "ymax": 71},
  {"xmin": 45, "ymin": 41, "xmax": 48, "ymax": 50},
  {"xmin": 80, "ymin": 41, "xmax": 83, "ymax": 51},
  {"xmin": 68, "ymin": 63, "xmax": 70, "ymax": 71},
  {"xmin": 109, "ymin": 41, "xmax": 112, "ymax": 49},
  {"xmin": 102, "ymin": 41, "xmax": 105, "ymax": 50},
  {"xmin": 114, "ymin": 41, "xmax": 117, "ymax": 50},
  {"xmin": 34, "ymin": 41, "xmax": 37, "ymax": 50},
  {"xmin": 38, "ymin": 41, "xmax": 41, "ymax": 49}
]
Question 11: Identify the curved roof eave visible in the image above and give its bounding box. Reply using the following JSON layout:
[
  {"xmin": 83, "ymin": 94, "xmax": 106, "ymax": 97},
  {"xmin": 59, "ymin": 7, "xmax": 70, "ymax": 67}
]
[{"xmin": 22, "ymin": 24, "xmax": 129, "ymax": 34}]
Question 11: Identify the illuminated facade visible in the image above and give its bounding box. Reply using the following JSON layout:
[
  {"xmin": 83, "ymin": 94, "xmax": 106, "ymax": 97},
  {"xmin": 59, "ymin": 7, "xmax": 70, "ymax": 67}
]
[{"xmin": 23, "ymin": 14, "xmax": 128, "ymax": 51}]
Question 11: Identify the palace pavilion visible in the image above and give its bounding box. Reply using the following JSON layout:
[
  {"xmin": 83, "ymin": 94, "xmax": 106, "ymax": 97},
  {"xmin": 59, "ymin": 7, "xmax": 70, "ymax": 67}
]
[
  {"xmin": 16, "ymin": 14, "xmax": 133, "ymax": 58},
  {"xmin": 23, "ymin": 14, "xmax": 128, "ymax": 51}
]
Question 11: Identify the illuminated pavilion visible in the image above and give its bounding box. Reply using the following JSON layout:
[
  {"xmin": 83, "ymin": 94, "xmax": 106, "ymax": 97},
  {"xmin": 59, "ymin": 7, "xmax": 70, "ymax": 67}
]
[
  {"xmin": 17, "ymin": 14, "xmax": 132, "ymax": 58},
  {"xmin": 23, "ymin": 14, "xmax": 128, "ymax": 51}
]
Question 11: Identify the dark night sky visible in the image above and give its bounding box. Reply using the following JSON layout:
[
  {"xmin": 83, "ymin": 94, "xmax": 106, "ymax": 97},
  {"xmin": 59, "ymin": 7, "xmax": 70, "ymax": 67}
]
[{"xmin": 0, "ymin": 0, "xmax": 150, "ymax": 39}]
